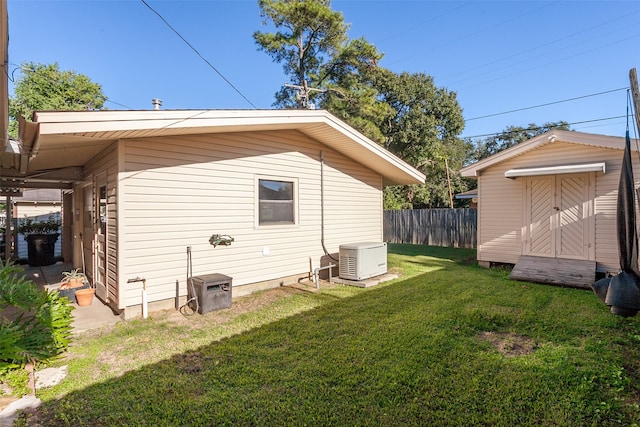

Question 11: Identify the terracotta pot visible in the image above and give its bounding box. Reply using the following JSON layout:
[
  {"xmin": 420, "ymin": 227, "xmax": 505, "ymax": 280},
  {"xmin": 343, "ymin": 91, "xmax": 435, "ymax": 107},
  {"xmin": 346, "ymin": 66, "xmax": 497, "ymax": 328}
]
[{"xmin": 75, "ymin": 288, "xmax": 95, "ymax": 307}]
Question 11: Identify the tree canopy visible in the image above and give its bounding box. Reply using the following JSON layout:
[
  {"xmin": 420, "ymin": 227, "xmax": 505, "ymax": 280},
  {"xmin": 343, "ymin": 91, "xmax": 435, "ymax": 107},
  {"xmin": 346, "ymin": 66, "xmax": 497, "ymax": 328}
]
[
  {"xmin": 254, "ymin": 0, "xmax": 468, "ymax": 208},
  {"xmin": 254, "ymin": 0, "xmax": 347, "ymax": 109},
  {"xmin": 8, "ymin": 62, "xmax": 107, "ymax": 138},
  {"xmin": 468, "ymin": 121, "xmax": 571, "ymax": 162}
]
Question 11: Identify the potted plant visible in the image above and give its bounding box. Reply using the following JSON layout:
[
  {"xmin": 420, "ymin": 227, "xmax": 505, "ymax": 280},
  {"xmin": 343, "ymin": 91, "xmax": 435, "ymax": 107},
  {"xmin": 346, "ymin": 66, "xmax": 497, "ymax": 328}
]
[
  {"xmin": 58, "ymin": 269, "xmax": 89, "ymax": 303},
  {"xmin": 18, "ymin": 215, "xmax": 61, "ymax": 267},
  {"xmin": 60, "ymin": 268, "xmax": 85, "ymax": 287}
]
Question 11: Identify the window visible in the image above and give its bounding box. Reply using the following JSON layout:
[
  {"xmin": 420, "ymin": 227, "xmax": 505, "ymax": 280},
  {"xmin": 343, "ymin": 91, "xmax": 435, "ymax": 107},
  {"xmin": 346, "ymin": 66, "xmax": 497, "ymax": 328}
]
[
  {"xmin": 99, "ymin": 185, "xmax": 107, "ymax": 235},
  {"xmin": 258, "ymin": 179, "xmax": 295, "ymax": 225}
]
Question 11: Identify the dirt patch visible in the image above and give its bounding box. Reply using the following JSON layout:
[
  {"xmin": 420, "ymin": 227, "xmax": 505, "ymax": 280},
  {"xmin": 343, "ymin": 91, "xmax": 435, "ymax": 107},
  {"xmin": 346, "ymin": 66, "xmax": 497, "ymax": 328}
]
[{"xmin": 478, "ymin": 331, "xmax": 536, "ymax": 357}]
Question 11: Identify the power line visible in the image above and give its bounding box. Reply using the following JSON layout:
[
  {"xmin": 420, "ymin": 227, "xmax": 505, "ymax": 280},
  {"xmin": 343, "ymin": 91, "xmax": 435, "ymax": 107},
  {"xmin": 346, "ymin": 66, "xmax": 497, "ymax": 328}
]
[
  {"xmin": 453, "ymin": 29, "xmax": 640, "ymax": 93},
  {"xmin": 105, "ymin": 99, "xmax": 135, "ymax": 110},
  {"xmin": 377, "ymin": 2, "xmax": 472, "ymax": 44},
  {"xmin": 139, "ymin": 0, "xmax": 257, "ymax": 109},
  {"xmin": 463, "ymin": 115, "xmax": 628, "ymax": 140},
  {"xmin": 438, "ymin": 9, "xmax": 640, "ymax": 87},
  {"xmin": 465, "ymin": 87, "xmax": 628, "ymax": 121},
  {"xmin": 388, "ymin": 2, "xmax": 559, "ymax": 67}
]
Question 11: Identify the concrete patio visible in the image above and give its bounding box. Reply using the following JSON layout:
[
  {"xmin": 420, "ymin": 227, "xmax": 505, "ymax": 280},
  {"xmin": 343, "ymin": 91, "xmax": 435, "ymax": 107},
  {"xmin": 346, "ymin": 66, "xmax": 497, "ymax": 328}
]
[{"xmin": 21, "ymin": 261, "xmax": 122, "ymax": 333}]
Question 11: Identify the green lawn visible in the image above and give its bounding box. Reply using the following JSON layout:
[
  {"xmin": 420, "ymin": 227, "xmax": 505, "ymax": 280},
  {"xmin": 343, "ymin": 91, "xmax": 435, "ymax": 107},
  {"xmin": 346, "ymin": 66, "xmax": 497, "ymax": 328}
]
[{"xmin": 17, "ymin": 244, "xmax": 640, "ymax": 426}]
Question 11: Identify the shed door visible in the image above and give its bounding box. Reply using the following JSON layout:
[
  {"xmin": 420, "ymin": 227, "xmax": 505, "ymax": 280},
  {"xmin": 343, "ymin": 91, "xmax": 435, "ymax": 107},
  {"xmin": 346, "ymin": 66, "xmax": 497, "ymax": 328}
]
[{"xmin": 524, "ymin": 173, "xmax": 594, "ymax": 260}]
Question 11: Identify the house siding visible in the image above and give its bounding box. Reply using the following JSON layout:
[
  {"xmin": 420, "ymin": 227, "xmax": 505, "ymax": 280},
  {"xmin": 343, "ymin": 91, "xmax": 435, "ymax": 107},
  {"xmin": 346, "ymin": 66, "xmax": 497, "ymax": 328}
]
[
  {"xmin": 477, "ymin": 140, "xmax": 640, "ymax": 273},
  {"xmin": 119, "ymin": 130, "xmax": 382, "ymax": 308}
]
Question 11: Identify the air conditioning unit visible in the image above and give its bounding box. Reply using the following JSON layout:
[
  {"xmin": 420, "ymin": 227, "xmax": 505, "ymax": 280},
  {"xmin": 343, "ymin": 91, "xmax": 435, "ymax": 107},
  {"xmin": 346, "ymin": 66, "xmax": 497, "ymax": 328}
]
[{"xmin": 339, "ymin": 242, "xmax": 387, "ymax": 281}]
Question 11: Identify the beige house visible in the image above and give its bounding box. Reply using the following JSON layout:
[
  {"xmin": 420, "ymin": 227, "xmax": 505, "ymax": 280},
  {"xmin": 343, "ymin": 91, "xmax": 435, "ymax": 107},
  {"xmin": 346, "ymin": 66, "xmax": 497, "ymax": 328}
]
[
  {"xmin": 460, "ymin": 130, "xmax": 635, "ymax": 288},
  {"xmin": 2, "ymin": 109, "xmax": 424, "ymax": 318}
]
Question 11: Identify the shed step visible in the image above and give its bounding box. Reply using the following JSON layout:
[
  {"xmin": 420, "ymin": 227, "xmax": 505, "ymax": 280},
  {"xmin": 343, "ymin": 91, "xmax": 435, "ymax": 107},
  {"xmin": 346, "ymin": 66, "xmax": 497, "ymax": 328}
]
[{"xmin": 510, "ymin": 256, "xmax": 595, "ymax": 289}]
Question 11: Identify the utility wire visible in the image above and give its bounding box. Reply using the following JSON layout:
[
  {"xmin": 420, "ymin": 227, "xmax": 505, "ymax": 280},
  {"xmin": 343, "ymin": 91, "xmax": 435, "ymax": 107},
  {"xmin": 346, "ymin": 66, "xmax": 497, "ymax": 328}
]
[
  {"xmin": 439, "ymin": 10, "xmax": 640, "ymax": 86},
  {"xmin": 466, "ymin": 87, "xmax": 628, "ymax": 121},
  {"xmin": 388, "ymin": 1, "xmax": 559, "ymax": 67},
  {"xmin": 455, "ymin": 29, "xmax": 640, "ymax": 93},
  {"xmin": 377, "ymin": 2, "xmax": 472, "ymax": 44},
  {"xmin": 105, "ymin": 99, "xmax": 135, "ymax": 109},
  {"xmin": 140, "ymin": 0, "xmax": 257, "ymax": 109},
  {"xmin": 463, "ymin": 115, "xmax": 628, "ymax": 139}
]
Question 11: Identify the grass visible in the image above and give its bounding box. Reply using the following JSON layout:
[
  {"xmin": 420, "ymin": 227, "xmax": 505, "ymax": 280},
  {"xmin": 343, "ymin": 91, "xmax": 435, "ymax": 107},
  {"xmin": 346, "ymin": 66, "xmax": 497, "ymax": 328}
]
[{"xmin": 16, "ymin": 244, "xmax": 640, "ymax": 426}]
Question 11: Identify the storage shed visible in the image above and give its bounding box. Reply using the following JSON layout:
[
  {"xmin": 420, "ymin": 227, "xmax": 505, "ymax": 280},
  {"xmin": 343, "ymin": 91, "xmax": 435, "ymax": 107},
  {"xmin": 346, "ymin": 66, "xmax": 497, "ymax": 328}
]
[{"xmin": 460, "ymin": 130, "xmax": 637, "ymax": 288}]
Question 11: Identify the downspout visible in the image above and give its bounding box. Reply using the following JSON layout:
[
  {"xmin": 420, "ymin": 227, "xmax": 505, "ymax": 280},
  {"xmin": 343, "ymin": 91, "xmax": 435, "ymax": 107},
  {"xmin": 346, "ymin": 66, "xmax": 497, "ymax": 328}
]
[{"xmin": 320, "ymin": 150, "xmax": 338, "ymax": 262}]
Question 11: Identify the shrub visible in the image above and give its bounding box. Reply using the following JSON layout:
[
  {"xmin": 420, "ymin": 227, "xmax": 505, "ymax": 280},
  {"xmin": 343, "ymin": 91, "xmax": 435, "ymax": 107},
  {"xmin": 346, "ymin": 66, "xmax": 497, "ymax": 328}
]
[
  {"xmin": 17, "ymin": 215, "xmax": 61, "ymax": 236},
  {"xmin": 0, "ymin": 261, "xmax": 74, "ymax": 374}
]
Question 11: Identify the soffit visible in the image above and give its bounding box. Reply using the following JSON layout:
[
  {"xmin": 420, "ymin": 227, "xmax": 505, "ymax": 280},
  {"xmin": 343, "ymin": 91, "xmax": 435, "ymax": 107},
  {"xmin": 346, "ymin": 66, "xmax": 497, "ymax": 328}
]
[{"xmin": 27, "ymin": 109, "xmax": 425, "ymax": 186}]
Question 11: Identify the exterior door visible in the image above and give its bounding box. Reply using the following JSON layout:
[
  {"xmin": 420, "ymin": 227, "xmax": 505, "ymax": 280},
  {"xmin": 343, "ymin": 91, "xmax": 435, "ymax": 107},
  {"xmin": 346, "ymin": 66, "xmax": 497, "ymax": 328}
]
[
  {"xmin": 82, "ymin": 185, "xmax": 94, "ymax": 287},
  {"xmin": 524, "ymin": 173, "xmax": 594, "ymax": 260},
  {"xmin": 94, "ymin": 178, "xmax": 107, "ymax": 301}
]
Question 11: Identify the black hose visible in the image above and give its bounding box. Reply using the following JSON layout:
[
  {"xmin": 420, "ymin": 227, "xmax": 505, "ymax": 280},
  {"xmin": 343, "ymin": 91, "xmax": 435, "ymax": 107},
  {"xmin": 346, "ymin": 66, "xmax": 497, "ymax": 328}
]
[
  {"xmin": 179, "ymin": 246, "xmax": 199, "ymax": 315},
  {"xmin": 320, "ymin": 151, "xmax": 338, "ymax": 262}
]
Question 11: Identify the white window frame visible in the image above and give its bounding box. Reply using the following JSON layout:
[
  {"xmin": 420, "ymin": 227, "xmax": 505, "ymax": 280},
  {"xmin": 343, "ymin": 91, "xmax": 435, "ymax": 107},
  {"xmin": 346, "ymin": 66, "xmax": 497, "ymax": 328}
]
[{"xmin": 255, "ymin": 175, "xmax": 299, "ymax": 228}]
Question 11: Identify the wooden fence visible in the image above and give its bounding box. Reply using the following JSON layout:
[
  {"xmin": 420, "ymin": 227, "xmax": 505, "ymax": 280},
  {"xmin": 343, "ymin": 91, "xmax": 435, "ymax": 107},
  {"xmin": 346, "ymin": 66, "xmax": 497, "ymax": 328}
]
[{"xmin": 383, "ymin": 208, "xmax": 477, "ymax": 249}]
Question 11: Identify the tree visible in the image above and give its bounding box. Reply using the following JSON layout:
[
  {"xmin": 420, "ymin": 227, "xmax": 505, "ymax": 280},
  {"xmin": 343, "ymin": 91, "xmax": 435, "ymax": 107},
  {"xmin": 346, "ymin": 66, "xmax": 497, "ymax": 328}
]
[
  {"xmin": 8, "ymin": 62, "xmax": 107, "ymax": 138},
  {"xmin": 319, "ymin": 37, "xmax": 391, "ymax": 143},
  {"xmin": 469, "ymin": 121, "xmax": 571, "ymax": 162},
  {"xmin": 255, "ymin": 1, "xmax": 468, "ymax": 208},
  {"xmin": 254, "ymin": 0, "xmax": 347, "ymax": 109},
  {"xmin": 369, "ymin": 70, "xmax": 466, "ymax": 208}
]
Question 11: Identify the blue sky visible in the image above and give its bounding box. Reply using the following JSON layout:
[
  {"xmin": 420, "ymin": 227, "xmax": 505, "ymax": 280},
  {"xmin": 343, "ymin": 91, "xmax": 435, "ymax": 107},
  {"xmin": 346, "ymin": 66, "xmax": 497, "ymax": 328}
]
[{"xmin": 6, "ymin": 0, "xmax": 640, "ymax": 140}]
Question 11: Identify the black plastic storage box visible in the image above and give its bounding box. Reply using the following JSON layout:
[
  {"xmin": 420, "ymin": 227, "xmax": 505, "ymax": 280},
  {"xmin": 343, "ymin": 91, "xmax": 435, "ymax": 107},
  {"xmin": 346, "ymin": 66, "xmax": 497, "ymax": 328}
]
[{"xmin": 189, "ymin": 273, "xmax": 232, "ymax": 314}]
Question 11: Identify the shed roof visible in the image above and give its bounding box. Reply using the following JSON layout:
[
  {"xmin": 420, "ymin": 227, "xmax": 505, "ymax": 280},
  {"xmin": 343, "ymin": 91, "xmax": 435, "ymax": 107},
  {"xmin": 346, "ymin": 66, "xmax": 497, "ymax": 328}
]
[
  {"xmin": 4, "ymin": 109, "xmax": 425, "ymax": 188},
  {"xmin": 460, "ymin": 130, "xmax": 628, "ymax": 178}
]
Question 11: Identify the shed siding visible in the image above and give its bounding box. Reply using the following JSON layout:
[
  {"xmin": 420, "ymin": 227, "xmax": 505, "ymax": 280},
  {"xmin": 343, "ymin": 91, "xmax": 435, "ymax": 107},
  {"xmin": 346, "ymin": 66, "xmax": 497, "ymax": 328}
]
[
  {"xmin": 120, "ymin": 130, "xmax": 382, "ymax": 306},
  {"xmin": 477, "ymin": 141, "xmax": 640, "ymax": 272},
  {"xmin": 477, "ymin": 166, "xmax": 523, "ymax": 264},
  {"xmin": 82, "ymin": 143, "xmax": 119, "ymax": 306}
]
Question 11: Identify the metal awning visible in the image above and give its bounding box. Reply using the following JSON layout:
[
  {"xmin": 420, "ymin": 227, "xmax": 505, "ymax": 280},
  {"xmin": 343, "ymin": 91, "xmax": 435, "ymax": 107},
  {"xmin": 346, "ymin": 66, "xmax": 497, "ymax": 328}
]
[{"xmin": 504, "ymin": 162, "xmax": 606, "ymax": 179}]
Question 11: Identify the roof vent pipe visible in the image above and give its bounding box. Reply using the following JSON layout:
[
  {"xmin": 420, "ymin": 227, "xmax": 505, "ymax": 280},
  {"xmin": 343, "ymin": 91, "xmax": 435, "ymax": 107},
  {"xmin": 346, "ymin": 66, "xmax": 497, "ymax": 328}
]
[{"xmin": 152, "ymin": 98, "xmax": 162, "ymax": 110}]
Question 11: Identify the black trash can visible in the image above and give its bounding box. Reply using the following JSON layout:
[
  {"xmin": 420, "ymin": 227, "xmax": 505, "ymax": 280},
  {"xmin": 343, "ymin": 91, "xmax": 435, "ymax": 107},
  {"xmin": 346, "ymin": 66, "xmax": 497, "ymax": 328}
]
[{"xmin": 189, "ymin": 273, "xmax": 232, "ymax": 314}]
